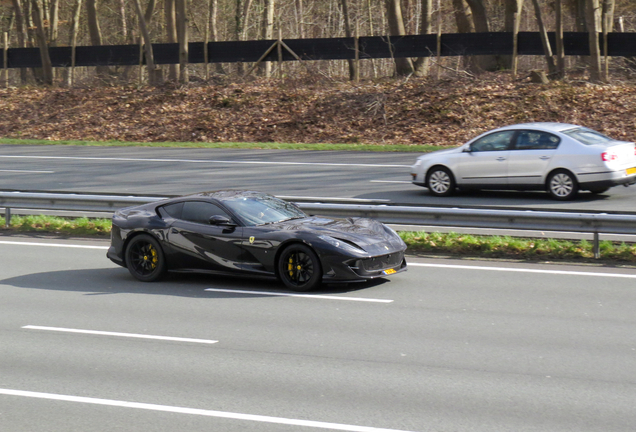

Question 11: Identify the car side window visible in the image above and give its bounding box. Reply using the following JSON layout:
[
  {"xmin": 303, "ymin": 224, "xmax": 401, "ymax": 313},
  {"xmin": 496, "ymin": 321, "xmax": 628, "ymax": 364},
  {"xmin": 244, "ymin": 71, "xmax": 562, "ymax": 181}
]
[
  {"xmin": 470, "ymin": 131, "xmax": 515, "ymax": 152},
  {"xmin": 160, "ymin": 202, "xmax": 184, "ymax": 219},
  {"xmin": 515, "ymin": 131, "xmax": 560, "ymax": 150},
  {"xmin": 181, "ymin": 201, "xmax": 231, "ymax": 225}
]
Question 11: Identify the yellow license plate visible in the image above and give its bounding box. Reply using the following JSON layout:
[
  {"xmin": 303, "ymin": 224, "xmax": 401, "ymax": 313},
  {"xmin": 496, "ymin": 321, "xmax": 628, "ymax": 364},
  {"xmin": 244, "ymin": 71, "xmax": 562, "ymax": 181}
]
[
  {"xmin": 627, "ymin": 167, "xmax": 636, "ymax": 175},
  {"xmin": 383, "ymin": 268, "xmax": 397, "ymax": 275}
]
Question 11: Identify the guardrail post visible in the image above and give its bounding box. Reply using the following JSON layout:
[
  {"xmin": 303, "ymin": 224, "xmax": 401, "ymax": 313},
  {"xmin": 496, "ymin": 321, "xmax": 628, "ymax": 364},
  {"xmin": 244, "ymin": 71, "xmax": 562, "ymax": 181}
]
[
  {"xmin": 593, "ymin": 231, "xmax": 600, "ymax": 259},
  {"xmin": 4, "ymin": 207, "xmax": 10, "ymax": 227}
]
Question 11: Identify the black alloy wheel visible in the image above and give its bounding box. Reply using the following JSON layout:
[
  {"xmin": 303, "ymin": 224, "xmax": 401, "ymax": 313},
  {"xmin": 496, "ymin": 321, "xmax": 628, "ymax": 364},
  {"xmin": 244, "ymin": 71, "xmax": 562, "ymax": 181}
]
[
  {"xmin": 278, "ymin": 244, "xmax": 322, "ymax": 292},
  {"xmin": 125, "ymin": 234, "xmax": 167, "ymax": 282},
  {"xmin": 426, "ymin": 166, "xmax": 456, "ymax": 197},
  {"xmin": 547, "ymin": 170, "xmax": 579, "ymax": 200}
]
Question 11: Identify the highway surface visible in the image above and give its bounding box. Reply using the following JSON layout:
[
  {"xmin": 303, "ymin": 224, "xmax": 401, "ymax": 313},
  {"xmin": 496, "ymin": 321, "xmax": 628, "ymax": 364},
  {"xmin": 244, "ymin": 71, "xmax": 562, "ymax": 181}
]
[
  {"xmin": 2, "ymin": 145, "xmax": 636, "ymax": 212},
  {"xmin": 2, "ymin": 237, "xmax": 636, "ymax": 431}
]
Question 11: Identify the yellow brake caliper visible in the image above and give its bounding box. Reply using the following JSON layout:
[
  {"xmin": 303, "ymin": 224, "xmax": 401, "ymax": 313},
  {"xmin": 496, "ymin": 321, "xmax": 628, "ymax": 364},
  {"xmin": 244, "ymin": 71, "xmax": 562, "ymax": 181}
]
[
  {"xmin": 288, "ymin": 256, "xmax": 294, "ymax": 279},
  {"xmin": 149, "ymin": 245, "xmax": 158, "ymax": 269}
]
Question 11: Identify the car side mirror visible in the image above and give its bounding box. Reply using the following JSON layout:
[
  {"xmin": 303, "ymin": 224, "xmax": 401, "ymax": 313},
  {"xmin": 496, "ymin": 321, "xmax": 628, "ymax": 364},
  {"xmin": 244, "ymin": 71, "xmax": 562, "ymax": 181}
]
[
  {"xmin": 209, "ymin": 215, "xmax": 236, "ymax": 227},
  {"xmin": 462, "ymin": 146, "xmax": 472, "ymax": 153}
]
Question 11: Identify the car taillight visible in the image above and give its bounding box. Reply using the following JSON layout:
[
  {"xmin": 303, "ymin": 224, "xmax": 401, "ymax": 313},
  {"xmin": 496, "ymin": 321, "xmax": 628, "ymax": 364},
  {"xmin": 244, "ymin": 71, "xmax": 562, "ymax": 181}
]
[{"xmin": 601, "ymin": 152, "xmax": 617, "ymax": 162}]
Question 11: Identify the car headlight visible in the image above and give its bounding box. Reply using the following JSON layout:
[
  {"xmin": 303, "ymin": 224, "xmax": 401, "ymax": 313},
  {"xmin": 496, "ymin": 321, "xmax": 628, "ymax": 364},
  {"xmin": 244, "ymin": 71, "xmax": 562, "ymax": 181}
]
[
  {"xmin": 413, "ymin": 159, "xmax": 423, "ymax": 167},
  {"xmin": 318, "ymin": 235, "xmax": 366, "ymax": 254}
]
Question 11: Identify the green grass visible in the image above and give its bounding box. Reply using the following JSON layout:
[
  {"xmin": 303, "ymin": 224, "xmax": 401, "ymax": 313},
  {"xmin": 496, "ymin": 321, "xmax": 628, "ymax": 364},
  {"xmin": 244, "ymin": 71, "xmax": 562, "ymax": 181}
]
[
  {"xmin": 0, "ymin": 138, "xmax": 444, "ymax": 153},
  {"xmin": 2, "ymin": 215, "xmax": 636, "ymax": 264}
]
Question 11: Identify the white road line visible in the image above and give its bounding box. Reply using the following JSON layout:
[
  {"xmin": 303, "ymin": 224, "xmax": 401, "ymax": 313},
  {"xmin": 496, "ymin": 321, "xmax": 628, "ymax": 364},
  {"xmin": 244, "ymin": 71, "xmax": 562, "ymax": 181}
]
[
  {"xmin": 0, "ymin": 169, "xmax": 54, "ymax": 173},
  {"xmin": 22, "ymin": 326, "xmax": 218, "ymax": 344},
  {"xmin": 0, "ymin": 389, "xmax": 413, "ymax": 432},
  {"xmin": 0, "ymin": 240, "xmax": 108, "ymax": 249},
  {"xmin": 205, "ymin": 288, "xmax": 393, "ymax": 303},
  {"xmin": 0, "ymin": 155, "xmax": 410, "ymax": 169},
  {"xmin": 369, "ymin": 180, "xmax": 412, "ymax": 184},
  {"xmin": 409, "ymin": 262, "xmax": 636, "ymax": 279}
]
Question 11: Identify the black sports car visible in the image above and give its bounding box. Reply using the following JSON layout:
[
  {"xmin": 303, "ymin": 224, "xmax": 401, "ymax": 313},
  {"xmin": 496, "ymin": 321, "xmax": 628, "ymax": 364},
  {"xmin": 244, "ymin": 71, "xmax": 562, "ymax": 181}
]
[{"xmin": 107, "ymin": 191, "xmax": 407, "ymax": 291}]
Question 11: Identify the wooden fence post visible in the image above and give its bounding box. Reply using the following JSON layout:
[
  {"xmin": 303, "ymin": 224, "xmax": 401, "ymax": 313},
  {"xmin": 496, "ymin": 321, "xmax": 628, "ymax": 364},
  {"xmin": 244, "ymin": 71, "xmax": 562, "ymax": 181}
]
[{"xmin": 3, "ymin": 32, "xmax": 8, "ymax": 88}]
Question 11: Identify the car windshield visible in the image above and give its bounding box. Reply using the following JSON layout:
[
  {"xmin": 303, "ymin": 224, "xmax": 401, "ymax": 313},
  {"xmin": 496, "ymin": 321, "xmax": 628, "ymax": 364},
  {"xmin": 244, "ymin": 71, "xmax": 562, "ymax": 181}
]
[
  {"xmin": 562, "ymin": 127, "xmax": 614, "ymax": 145},
  {"xmin": 223, "ymin": 195, "xmax": 306, "ymax": 226}
]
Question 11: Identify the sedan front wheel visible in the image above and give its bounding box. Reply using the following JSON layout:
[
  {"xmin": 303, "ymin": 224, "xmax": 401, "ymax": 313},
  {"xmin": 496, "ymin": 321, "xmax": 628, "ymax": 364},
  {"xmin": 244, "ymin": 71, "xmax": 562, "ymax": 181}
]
[{"xmin": 426, "ymin": 167, "xmax": 456, "ymax": 197}]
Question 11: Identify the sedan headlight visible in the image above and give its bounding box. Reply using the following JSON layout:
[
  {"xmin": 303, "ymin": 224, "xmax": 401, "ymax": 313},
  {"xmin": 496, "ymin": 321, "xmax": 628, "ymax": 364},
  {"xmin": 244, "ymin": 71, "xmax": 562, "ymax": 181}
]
[{"xmin": 318, "ymin": 235, "xmax": 366, "ymax": 254}]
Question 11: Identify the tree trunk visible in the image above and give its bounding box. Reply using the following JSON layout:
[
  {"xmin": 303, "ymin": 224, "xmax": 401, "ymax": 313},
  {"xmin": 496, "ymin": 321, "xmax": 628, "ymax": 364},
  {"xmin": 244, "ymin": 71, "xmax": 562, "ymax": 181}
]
[
  {"xmin": 86, "ymin": 0, "xmax": 109, "ymax": 80},
  {"xmin": 49, "ymin": 0, "xmax": 59, "ymax": 46},
  {"xmin": 295, "ymin": 0, "xmax": 304, "ymax": 38},
  {"xmin": 176, "ymin": 0, "xmax": 188, "ymax": 83},
  {"xmin": 10, "ymin": 0, "xmax": 29, "ymax": 83},
  {"xmin": 586, "ymin": 0, "xmax": 602, "ymax": 82},
  {"xmin": 451, "ymin": 0, "xmax": 478, "ymax": 72},
  {"xmin": 119, "ymin": 0, "xmax": 128, "ymax": 42},
  {"xmin": 164, "ymin": 0, "xmax": 179, "ymax": 80},
  {"xmin": 555, "ymin": 0, "xmax": 565, "ymax": 78},
  {"xmin": 464, "ymin": 0, "xmax": 499, "ymax": 71},
  {"xmin": 413, "ymin": 0, "xmax": 432, "ymax": 77},
  {"xmin": 340, "ymin": 0, "xmax": 357, "ymax": 80},
  {"xmin": 133, "ymin": 0, "xmax": 158, "ymax": 85},
  {"xmin": 65, "ymin": 0, "xmax": 82, "ymax": 86},
  {"xmin": 385, "ymin": 0, "xmax": 414, "ymax": 76},
  {"xmin": 502, "ymin": 0, "xmax": 523, "ymax": 69},
  {"xmin": 261, "ymin": 0, "xmax": 275, "ymax": 77},
  {"xmin": 30, "ymin": 0, "xmax": 52, "ymax": 85},
  {"xmin": 530, "ymin": 0, "xmax": 556, "ymax": 76}
]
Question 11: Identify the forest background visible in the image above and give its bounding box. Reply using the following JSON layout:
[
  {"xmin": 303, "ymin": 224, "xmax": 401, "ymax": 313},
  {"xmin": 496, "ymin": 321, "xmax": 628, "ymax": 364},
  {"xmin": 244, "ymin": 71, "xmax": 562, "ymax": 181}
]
[{"xmin": 1, "ymin": 0, "xmax": 636, "ymax": 147}]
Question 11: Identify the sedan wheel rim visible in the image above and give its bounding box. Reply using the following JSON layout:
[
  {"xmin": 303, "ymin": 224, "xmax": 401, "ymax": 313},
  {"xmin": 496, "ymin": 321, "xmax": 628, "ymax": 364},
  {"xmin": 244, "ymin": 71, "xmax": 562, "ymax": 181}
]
[
  {"xmin": 550, "ymin": 174, "xmax": 573, "ymax": 197},
  {"xmin": 430, "ymin": 171, "xmax": 451, "ymax": 193},
  {"xmin": 130, "ymin": 242, "xmax": 158, "ymax": 276},
  {"xmin": 286, "ymin": 252, "xmax": 313, "ymax": 286}
]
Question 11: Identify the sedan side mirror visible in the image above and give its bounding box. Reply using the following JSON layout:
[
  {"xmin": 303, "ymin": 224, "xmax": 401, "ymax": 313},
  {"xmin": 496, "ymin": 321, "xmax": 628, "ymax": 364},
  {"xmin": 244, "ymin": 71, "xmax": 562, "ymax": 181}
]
[
  {"xmin": 209, "ymin": 215, "xmax": 237, "ymax": 227},
  {"xmin": 462, "ymin": 146, "xmax": 472, "ymax": 153}
]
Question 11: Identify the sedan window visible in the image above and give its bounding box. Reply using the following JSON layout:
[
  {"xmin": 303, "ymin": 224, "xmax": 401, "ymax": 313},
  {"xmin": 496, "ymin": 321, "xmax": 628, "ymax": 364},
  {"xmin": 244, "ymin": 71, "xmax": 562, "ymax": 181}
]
[
  {"xmin": 181, "ymin": 201, "xmax": 231, "ymax": 225},
  {"xmin": 470, "ymin": 131, "xmax": 515, "ymax": 152},
  {"xmin": 515, "ymin": 131, "xmax": 560, "ymax": 150},
  {"xmin": 562, "ymin": 127, "xmax": 613, "ymax": 145}
]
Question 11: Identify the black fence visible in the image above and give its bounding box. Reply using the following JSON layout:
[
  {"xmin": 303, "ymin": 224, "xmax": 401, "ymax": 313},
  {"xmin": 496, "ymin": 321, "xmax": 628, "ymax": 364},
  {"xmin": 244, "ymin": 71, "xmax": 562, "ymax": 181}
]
[{"xmin": 2, "ymin": 32, "xmax": 635, "ymax": 69}]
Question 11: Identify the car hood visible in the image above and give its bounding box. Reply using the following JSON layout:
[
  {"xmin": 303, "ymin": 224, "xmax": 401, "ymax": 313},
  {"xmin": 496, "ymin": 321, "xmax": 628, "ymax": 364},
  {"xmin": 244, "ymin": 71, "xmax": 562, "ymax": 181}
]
[
  {"xmin": 416, "ymin": 146, "xmax": 462, "ymax": 161},
  {"xmin": 274, "ymin": 216, "xmax": 406, "ymax": 254}
]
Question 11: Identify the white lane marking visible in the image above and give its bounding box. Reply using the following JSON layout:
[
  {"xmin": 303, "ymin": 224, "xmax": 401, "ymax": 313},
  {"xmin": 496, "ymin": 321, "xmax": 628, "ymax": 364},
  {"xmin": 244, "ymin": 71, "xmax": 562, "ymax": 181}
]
[
  {"xmin": 0, "ymin": 240, "xmax": 108, "ymax": 250},
  {"xmin": 0, "ymin": 389, "xmax": 415, "ymax": 432},
  {"xmin": 23, "ymin": 326, "xmax": 218, "ymax": 344},
  {"xmin": 0, "ymin": 169, "xmax": 54, "ymax": 173},
  {"xmin": 409, "ymin": 262, "xmax": 636, "ymax": 279},
  {"xmin": 369, "ymin": 180, "xmax": 412, "ymax": 184},
  {"xmin": 205, "ymin": 288, "xmax": 393, "ymax": 303},
  {"xmin": 0, "ymin": 155, "xmax": 410, "ymax": 169}
]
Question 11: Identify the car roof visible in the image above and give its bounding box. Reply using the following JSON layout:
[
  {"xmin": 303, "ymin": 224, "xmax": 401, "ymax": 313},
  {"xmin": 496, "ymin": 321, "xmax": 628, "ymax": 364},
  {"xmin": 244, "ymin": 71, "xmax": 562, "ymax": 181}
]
[
  {"xmin": 181, "ymin": 190, "xmax": 270, "ymax": 202},
  {"xmin": 496, "ymin": 122, "xmax": 581, "ymax": 133}
]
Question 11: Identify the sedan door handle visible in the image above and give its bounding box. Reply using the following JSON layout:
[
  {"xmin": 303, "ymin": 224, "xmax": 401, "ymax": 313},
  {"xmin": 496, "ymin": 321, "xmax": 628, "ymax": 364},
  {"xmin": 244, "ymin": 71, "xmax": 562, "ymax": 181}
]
[
  {"xmin": 496, "ymin": 157, "xmax": 507, "ymax": 161},
  {"xmin": 539, "ymin": 156, "xmax": 551, "ymax": 160}
]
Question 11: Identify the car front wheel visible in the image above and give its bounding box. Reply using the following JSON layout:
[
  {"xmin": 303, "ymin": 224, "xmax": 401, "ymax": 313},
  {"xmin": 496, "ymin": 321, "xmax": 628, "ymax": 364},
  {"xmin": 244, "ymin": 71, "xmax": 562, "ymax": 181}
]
[
  {"xmin": 125, "ymin": 234, "xmax": 167, "ymax": 282},
  {"xmin": 547, "ymin": 170, "xmax": 579, "ymax": 200},
  {"xmin": 426, "ymin": 167, "xmax": 455, "ymax": 197},
  {"xmin": 278, "ymin": 244, "xmax": 322, "ymax": 292}
]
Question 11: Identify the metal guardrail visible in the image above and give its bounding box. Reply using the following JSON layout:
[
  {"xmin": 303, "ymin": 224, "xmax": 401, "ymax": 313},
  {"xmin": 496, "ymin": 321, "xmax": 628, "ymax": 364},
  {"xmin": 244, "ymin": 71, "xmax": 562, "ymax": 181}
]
[{"xmin": 2, "ymin": 191, "xmax": 636, "ymax": 258}]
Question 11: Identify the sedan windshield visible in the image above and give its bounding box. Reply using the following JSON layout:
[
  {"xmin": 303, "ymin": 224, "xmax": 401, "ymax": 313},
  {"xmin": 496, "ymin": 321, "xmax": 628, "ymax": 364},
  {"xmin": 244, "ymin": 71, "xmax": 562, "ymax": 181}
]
[
  {"xmin": 562, "ymin": 127, "xmax": 614, "ymax": 145},
  {"xmin": 223, "ymin": 195, "xmax": 306, "ymax": 226}
]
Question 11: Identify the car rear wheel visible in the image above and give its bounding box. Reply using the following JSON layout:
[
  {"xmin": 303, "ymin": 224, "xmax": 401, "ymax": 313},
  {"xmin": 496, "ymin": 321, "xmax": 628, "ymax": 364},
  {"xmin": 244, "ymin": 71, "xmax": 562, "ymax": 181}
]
[
  {"xmin": 278, "ymin": 244, "xmax": 322, "ymax": 292},
  {"xmin": 125, "ymin": 234, "xmax": 166, "ymax": 282},
  {"xmin": 426, "ymin": 167, "xmax": 455, "ymax": 197},
  {"xmin": 547, "ymin": 170, "xmax": 579, "ymax": 200}
]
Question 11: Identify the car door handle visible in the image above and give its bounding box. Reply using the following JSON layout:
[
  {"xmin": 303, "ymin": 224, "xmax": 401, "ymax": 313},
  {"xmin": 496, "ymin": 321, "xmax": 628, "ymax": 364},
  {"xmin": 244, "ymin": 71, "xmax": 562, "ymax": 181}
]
[
  {"xmin": 171, "ymin": 228, "xmax": 180, "ymax": 234},
  {"xmin": 496, "ymin": 157, "xmax": 507, "ymax": 161},
  {"xmin": 539, "ymin": 156, "xmax": 551, "ymax": 160}
]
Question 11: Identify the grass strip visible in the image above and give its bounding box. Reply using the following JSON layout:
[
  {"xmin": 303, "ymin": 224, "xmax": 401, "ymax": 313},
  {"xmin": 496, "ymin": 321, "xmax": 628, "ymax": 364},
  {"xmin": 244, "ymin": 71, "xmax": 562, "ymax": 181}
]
[
  {"xmin": 0, "ymin": 138, "xmax": 443, "ymax": 153},
  {"xmin": 2, "ymin": 216, "xmax": 636, "ymax": 263}
]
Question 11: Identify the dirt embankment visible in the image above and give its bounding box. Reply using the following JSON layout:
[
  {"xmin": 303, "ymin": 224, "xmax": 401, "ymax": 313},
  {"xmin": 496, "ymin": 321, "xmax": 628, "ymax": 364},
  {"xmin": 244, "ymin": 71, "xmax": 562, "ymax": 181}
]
[{"xmin": 2, "ymin": 74, "xmax": 636, "ymax": 146}]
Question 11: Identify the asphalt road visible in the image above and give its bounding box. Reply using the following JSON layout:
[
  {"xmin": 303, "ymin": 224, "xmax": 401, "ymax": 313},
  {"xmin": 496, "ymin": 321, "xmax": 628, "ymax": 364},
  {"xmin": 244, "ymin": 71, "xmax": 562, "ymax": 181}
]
[
  {"xmin": 2, "ymin": 236, "xmax": 636, "ymax": 431},
  {"xmin": 2, "ymin": 145, "xmax": 636, "ymax": 213}
]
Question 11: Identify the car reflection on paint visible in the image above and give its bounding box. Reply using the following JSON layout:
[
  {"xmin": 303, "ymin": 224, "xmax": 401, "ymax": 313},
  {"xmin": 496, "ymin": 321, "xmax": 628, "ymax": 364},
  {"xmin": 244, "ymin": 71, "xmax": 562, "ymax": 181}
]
[
  {"xmin": 410, "ymin": 123, "xmax": 636, "ymax": 200},
  {"xmin": 107, "ymin": 191, "xmax": 407, "ymax": 291}
]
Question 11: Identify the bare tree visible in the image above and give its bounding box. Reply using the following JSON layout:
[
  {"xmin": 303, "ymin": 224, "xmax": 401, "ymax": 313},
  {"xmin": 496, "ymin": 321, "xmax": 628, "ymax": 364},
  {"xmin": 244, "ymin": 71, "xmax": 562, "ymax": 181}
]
[
  {"xmin": 133, "ymin": 0, "xmax": 159, "ymax": 85},
  {"xmin": 262, "ymin": 0, "xmax": 275, "ymax": 77},
  {"xmin": 30, "ymin": 0, "xmax": 52, "ymax": 84},
  {"xmin": 464, "ymin": 0, "xmax": 499, "ymax": 71},
  {"xmin": 10, "ymin": 0, "xmax": 28, "ymax": 83},
  {"xmin": 555, "ymin": 0, "xmax": 565, "ymax": 78},
  {"xmin": 385, "ymin": 0, "xmax": 414, "ymax": 76},
  {"xmin": 586, "ymin": 0, "xmax": 602, "ymax": 82},
  {"xmin": 530, "ymin": 0, "xmax": 556, "ymax": 75},
  {"xmin": 86, "ymin": 0, "xmax": 109, "ymax": 80},
  {"xmin": 165, "ymin": 0, "xmax": 179, "ymax": 81},
  {"xmin": 176, "ymin": 0, "xmax": 188, "ymax": 83},
  {"xmin": 413, "ymin": 0, "xmax": 432, "ymax": 77},
  {"xmin": 502, "ymin": 0, "xmax": 524, "ymax": 69},
  {"xmin": 340, "ymin": 0, "xmax": 357, "ymax": 80}
]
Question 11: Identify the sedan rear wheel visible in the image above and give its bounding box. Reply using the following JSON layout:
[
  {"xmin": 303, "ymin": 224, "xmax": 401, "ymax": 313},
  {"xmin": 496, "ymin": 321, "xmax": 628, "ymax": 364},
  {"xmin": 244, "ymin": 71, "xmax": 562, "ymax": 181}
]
[
  {"xmin": 278, "ymin": 244, "xmax": 322, "ymax": 292},
  {"xmin": 125, "ymin": 234, "xmax": 166, "ymax": 282},
  {"xmin": 547, "ymin": 170, "xmax": 579, "ymax": 200},
  {"xmin": 426, "ymin": 167, "xmax": 455, "ymax": 197}
]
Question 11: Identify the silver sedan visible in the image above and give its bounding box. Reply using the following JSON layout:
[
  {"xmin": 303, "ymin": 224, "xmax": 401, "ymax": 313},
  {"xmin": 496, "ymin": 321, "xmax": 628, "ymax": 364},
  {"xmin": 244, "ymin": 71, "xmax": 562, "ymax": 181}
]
[{"xmin": 410, "ymin": 122, "xmax": 636, "ymax": 200}]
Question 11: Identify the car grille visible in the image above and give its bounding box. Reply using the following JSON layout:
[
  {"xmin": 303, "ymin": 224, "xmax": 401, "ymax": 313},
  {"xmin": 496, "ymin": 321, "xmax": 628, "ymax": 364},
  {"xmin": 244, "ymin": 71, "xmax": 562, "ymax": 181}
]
[{"xmin": 360, "ymin": 252, "xmax": 404, "ymax": 271}]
